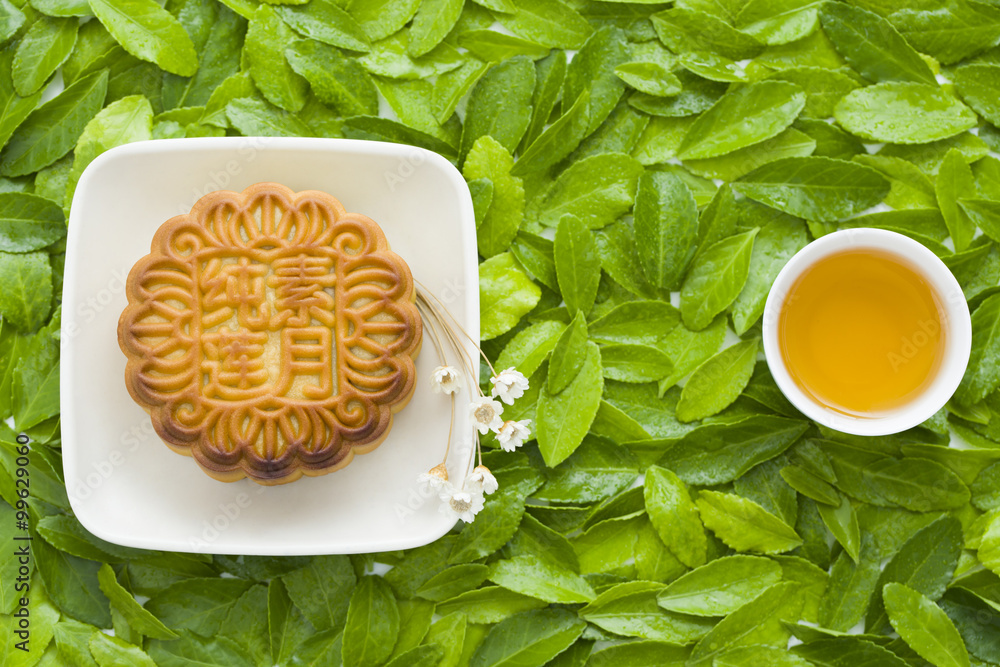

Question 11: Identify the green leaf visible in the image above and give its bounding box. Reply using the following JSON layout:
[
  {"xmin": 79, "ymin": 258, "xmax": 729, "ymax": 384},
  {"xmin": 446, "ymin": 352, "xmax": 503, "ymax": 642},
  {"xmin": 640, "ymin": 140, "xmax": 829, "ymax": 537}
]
[
  {"xmin": 819, "ymin": 3, "xmax": 935, "ymax": 86},
  {"xmin": 532, "ymin": 152, "xmax": 643, "ymax": 229},
  {"xmin": 791, "ymin": 636, "xmax": 909, "ymax": 666},
  {"xmin": 653, "ymin": 8, "xmax": 764, "ymax": 61},
  {"xmin": 415, "ymin": 564, "xmax": 489, "ymax": 602},
  {"xmin": 496, "ymin": 320, "xmax": 565, "ymax": 378},
  {"xmin": 225, "ymin": 97, "xmax": 313, "ymax": 137},
  {"xmin": 494, "ymin": 0, "xmax": 592, "ymax": 49},
  {"xmin": 589, "ymin": 301, "xmax": 680, "ymax": 347},
  {"xmin": 554, "ymin": 214, "xmax": 600, "ymax": 316},
  {"xmin": 276, "ymin": 0, "xmax": 370, "ymax": 52},
  {"xmin": 268, "ymin": 579, "xmax": 314, "ymax": 666},
  {"xmin": 677, "ymin": 81, "xmax": 805, "ymax": 160},
  {"xmin": 245, "ymin": 5, "xmax": 308, "ymax": 112},
  {"xmin": 563, "ymin": 26, "xmax": 629, "ymax": 133},
  {"xmin": 145, "ymin": 577, "xmax": 253, "ymax": 636},
  {"xmin": 834, "ymin": 82, "xmax": 977, "ymax": 144},
  {"xmin": 34, "ymin": 536, "xmax": 111, "ymax": 627},
  {"xmin": 883, "ymin": 583, "xmax": 970, "ymax": 667},
  {"xmin": 65, "ymin": 94, "xmax": 153, "ymax": 206},
  {"xmin": 676, "ymin": 339, "xmax": 758, "ymax": 422},
  {"xmin": 0, "ymin": 0, "xmax": 24, "ymax": 43},
  {"xmin": 282, "ymin": 555, "xmax": 355, "ymax": 632},
  {"xmin": 535, "ymin": 435, "xmax": 638, "ymax": 504},
  {"xmin": 816, "ymin": 496, "xmax": 861, "ymax": 563},
  {"xmin": 512, "ymin": 90, "xmax": 590, "ymax": 176},
  {"xmin": 218, "ymin": 586, "xmax": 270, "ymax": 666},
  {"xmin": 510, "ymin": 231, "xmax": 556, "ymax": 291},
  {"xmin": 891, "ymin": 1, "xmax": 1000, "ymax": 65},
  {"xmin": 522, "ymin": 50, "xmax": 566, "ymax": 149},
  {"xmin": 680, "ymin": 228, "xmax": 757, "ymax": 331},
  {"xmin": 460, "ymin": 56, "xmax": 535, "ymax": 160},
  {"xmin": 579, "ymin": 581, "xmax": 714, "ymax": 643},
  {"xmin": 342, "ymin": 577, "xmax": 399, "ymax": 667},
  {"xmin": 488, "ymin": 555, "xmax": 595, "ymax": 604},
  {"xmin": 600, "ymin": 344, "xmax": 674, "ymax": 383},
  {"xmin": 350, "ymin": 0, "xmax": 420, "ymax": 42},
  {"xmin": 409, "ymin": 0, "xmax": 463, "ymax": 57},
  {"xmin": 0, "ymin": 251, "xmax": 51, "ymax": 332},
  {"xmin": 658, "ymin": 315, "xmax": 727, "ymax": 391},
  {"xmin": 479, "ymin": 252, "xmax": 541, "ymax": 340},
  {"xmin": 435, "ymin": 587, "xmax": 546, "ymax": 625},
  {"xmin": 547, "ymin": 312, "xmax": 588, "ymax": 394},
  {"xmin": 732, "ymin": 157, "xmax": 889, "ymax": 222},
  {"xmin": 0, "ymin": 193, "xmax": 65, "ymax": 252},
  {"xmin": 588, "ymin": 642, "xmax": 689, "ymax": 667},
  {"xmin": 97, "ymin": 564, "xmax": 178, "ymax": 639},
  {"xmin": 89, "ymin": 0, "xmax": 198, "ymax": 76},
  {"xmin": 956, "ymin": 293, "xmax": 1000, "ymax": 405},
  {"xmin": 634, "ymin": 170, "xmax": 698, "ymax": 290},
  {"xmin": 537, "ymin": 340, "xmax": 603, "ymax": 466},
  {"xmin": 658, "ymin": 555, "xmax": 782, "ymax": 617},
  {"xmin": 936, "ymin": 148, "xmax": 977, "ymax": 252},
  {"xmin": 470, "ymin": 608, "xmax": 586, "ymax": 667},
  {"xmin": 953, "ymin": 64, "xmax": 1000, "ymax": 127},
  {"xmin": 644, "ymin": 465, "xmax": 706, "ymax": 568},
  {"xmin": 615, "ymin": 62, "xmax": 682, "ymax": 97},
  {"xmin": 735, "ymin": 0, "xmax": 821, "ymax": 46},
  {"xmin": 822, "ymin": 442, "xmax": 971, "ymax": 511},
  {"xmin": 688, "ymin": 582, "xmax": 800, "ymax": 666},
  {"xmin": 89, "ymin": 632, "xmax": 157, "ymax": 667},
  {"xmin": 731, "ymin": 215, "xmax": 809, "ymax": 335},
  {"xmin": 285, "ymin": 39, "xmax": 377, "ymax": 116},
  {"xmin": 684, "ymin": 127, "xmax": 817, "ymax": 182},
  {"xmin": 341, "ymin": 116, "xmax": 457, "ymax": 157},
  {"xmin": 449, "ymin": 471, "xmax": 541, "ymax": 564},
  {"xmin": 464, "ymin": 135, "xmax": 524, "ymax": 258},
  {"xmin": 1, "ymin": 69, "xmax": 108, "ymax": 177},
  {"xmin": 459, "ymin": 30, "xmax": 550, "ymax": 62},
  {"xmin": 358, "ymin": 33, "xmax": 464, "ymax": 80},
  {"xmin": 696, "ymin": 491, "xmax": 803, "ymax": 554},
  {"xmin": 866, "ymin": 515, "xmax": 964, "ymax": 633},
  {"xmin": 12, "ymin": 16, "xmax": 77, "ymax": 97},
  {"xmin": 148, "ymin": 631, "xmax": 256, "ymax": 666}
]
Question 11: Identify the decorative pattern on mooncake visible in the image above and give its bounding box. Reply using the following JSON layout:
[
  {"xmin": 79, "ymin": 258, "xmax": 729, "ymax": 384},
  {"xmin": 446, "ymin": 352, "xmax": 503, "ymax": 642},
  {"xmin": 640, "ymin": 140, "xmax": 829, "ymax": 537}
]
[{"xmin": 118, "ymin": 183, "xmax": 422, "ymax": 485}]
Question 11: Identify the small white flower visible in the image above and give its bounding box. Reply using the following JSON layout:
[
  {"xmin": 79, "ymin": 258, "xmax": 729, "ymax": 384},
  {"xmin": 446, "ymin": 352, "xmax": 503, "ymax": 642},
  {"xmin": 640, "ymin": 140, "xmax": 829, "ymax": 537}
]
[
  {"xmin": 490, "ymin": 367, "xmax": 530, "ymax": 405},
  {"xmin": 430, "ymin": 365, "xmax": 462, "ymax": 395},
  {"xmin": 417, "ymin": 463, "xmax": 449, "ymax": 492},
  {"xmin": 469, "ymin": 396, "xmax": 504, "ymax": 434},
  {"xmin": 438, "ymin": 486, "xmax": 485, "ymax": 523},
  {"xmin": 467, "ymin": 465, "xmax": 499, "ymax": 495},
  {"xmin": 496, "ymin": 419, "xmax": 531, "ymax": 452}
]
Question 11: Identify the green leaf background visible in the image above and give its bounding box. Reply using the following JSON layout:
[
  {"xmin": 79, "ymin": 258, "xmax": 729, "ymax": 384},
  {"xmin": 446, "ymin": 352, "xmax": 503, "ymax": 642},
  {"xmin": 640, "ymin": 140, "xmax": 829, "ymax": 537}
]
[{"xmin": 3, "ymin": 0, "xmax": 1000, "ymax": 665}]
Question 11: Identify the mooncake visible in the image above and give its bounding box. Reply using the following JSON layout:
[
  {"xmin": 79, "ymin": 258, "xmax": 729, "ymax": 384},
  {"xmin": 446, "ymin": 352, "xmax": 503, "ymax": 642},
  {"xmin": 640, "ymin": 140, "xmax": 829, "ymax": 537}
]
[{"xmin": 118, "ymin": 183, "xmax": 422, "ymax": 485}]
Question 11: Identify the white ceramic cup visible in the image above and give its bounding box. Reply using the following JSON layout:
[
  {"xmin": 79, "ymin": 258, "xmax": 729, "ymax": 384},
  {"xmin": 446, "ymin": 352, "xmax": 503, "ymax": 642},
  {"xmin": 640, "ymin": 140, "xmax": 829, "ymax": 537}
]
[{"xmin": 762, "ymin": 228, "xmax": 972, "ymax": 436}]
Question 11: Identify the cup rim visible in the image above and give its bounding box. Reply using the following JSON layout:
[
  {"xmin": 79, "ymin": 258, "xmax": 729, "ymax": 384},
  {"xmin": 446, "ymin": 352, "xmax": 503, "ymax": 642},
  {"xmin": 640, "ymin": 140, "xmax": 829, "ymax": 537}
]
[{"xmin": 762, "ymin": 227, "xmax": 972, "ymax": 436}]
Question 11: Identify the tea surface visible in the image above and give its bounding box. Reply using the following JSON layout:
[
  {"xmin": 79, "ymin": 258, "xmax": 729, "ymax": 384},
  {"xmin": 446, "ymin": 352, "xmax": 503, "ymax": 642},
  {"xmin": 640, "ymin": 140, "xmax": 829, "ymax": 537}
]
[{"xmin": 779, "ymin": 249, "xmax": 945, "ymax": 415}]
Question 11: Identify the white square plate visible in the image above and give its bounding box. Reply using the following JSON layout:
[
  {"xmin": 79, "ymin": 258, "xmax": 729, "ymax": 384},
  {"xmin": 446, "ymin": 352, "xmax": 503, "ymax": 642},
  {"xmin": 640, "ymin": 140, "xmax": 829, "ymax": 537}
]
[{"xmin": 62, "ymin": 137, "xmax": 478, "ymax": 555}]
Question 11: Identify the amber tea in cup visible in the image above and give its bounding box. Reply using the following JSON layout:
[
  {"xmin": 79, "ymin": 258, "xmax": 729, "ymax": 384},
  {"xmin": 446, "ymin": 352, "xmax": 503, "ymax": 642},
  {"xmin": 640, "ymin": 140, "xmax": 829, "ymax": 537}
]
[
  {"xmin": 763, "ymin": 228, "xmax": 971, "ymax": 436},
  {"xmin": 778, "ymin": 249, "xmax": 945, "ymax": 416}
]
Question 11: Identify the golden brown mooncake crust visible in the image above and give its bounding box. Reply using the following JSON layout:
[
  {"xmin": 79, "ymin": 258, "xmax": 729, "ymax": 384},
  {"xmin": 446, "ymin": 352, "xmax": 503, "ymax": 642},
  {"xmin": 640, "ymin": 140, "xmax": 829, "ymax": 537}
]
[{"xmin": 118, "ymin": 183, "xmax": 422, "ymax": 485}]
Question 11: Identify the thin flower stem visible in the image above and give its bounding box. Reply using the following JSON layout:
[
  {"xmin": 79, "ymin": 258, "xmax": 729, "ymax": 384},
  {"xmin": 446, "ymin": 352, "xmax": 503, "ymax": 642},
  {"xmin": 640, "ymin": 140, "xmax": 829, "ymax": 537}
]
[
  {"xmin": 415, "ymin": 281, "xmax": 497, "ymax": 377},
  {"xmin": 444, "ymin": 393, "xmax": 454, "ymax": 463},
  {"xmin": 417, "ymin": 292, "xmax": 482, "ymax": 395}
]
